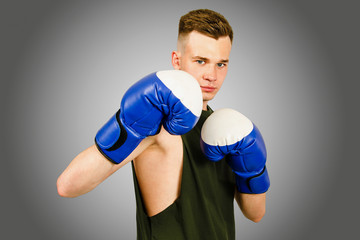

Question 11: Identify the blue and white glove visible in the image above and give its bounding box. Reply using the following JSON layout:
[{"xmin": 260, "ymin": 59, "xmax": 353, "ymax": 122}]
[
  {"xmin": 200, "ymin": 108, "xmax": 270, "ymax": 194},
  {"xmin": 95, "ymin": 70, "xmax": 203, "ymax": 164}
]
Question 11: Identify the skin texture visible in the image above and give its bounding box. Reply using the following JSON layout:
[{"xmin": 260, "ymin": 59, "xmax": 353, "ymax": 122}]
[
  {"xmin": 57, "ymin": 30, "xmax": 266, "ymax": 222},
  {"xmin": 172, "ymin": 31, "xmax": 231, "ymax": 110}
]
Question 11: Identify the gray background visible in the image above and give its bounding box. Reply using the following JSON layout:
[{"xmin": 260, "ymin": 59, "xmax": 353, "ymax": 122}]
[{"xmin": 1, "ymin": 0, "xmax": 359, "ymax": 239}]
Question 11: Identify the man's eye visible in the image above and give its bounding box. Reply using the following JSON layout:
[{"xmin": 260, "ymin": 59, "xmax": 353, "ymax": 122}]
[
  {"xmin": 217, "ymin": 63, "xmax": 226, "ymax": 68},
  {"xmin": 197, "ymin": 60, "xmax": 205, "ymax": 65}
]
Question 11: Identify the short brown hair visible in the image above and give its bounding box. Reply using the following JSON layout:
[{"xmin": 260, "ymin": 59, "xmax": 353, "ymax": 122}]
[{"xmin": 178, "ymin": 9, "xmax": 233, "ymax": 43}]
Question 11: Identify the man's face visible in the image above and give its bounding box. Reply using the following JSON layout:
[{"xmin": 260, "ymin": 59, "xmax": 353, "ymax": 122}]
[{"xmin": 172, "ymin": 31, "xmax": 232, "ymax": 109}]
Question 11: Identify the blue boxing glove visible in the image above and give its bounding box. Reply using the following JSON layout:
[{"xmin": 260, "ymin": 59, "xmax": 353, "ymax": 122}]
[
  {"xmin": 200, "ymin": 108, "xmax": 270, "ymax": 194},
  {"xmin": 95, "ymin": 70, "xmax": 203, "ymax": 164}
]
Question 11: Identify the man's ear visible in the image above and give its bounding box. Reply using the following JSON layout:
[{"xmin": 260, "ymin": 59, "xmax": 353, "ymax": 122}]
[{"xmin": 171, "ymin": 51, "xmax": 181, "ymax": 70}]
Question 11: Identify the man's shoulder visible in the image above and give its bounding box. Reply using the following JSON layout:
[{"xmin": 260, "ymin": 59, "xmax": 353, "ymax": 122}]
[{"xmin": 136, "ymin": 127, "xmax": 182, "ymax": 160}]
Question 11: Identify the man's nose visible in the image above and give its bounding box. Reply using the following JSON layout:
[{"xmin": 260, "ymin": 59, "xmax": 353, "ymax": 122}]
[{"xmin": 203, "ymin": 65, "xmax": 217, "ymax": 81}]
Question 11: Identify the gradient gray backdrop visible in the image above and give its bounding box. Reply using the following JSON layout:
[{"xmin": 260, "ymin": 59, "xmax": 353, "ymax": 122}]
[{"xmin": 1, "ymin": 0, "xmax": 359, "ymax": 239}]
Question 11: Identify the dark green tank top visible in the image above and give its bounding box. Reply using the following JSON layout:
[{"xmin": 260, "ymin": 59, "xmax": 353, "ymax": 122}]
[{"xmin": 131, "ymin": 108, "xmax": 236, "ymax": 240}]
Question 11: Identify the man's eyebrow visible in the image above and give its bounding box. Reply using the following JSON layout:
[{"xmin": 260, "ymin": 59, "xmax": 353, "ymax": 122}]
[
  {"xmin": 192, "ymin": 56, "xmax": 208, "ymax": 61},
  {"xmin": 192, "ymin": 56, "xmax": 229, "ymax": 63}
]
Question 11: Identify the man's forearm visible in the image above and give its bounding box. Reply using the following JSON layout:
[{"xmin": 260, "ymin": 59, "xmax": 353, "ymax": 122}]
[
  {"xmin": 235, "ymin": 191, "xmax": 266, "ymax": 223},
  {"xmin": 57, "ymin": 135, "xmax": 157, "ymax": 198},
  {"xmin": 57, "ymin": 145, "xmax": 118, "ymax": 198}
]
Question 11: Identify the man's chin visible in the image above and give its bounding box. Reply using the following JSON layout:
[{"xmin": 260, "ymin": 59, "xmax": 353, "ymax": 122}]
[{"xmin": 202, "ymin": 93, "xmax": 216, "ymax": 102}]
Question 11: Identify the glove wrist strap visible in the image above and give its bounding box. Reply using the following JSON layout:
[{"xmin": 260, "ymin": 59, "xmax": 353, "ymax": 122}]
[{"xmin": 235, "ymin": 166, "xmax": 270, "ymax": 194}]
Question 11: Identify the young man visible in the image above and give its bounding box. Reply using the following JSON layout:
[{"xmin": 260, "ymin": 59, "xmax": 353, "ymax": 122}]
[{"xmin": 57, "ymin": 9, "xmax": 269, "ymax": 239}]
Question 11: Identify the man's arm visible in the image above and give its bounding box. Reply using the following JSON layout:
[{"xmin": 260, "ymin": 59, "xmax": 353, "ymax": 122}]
[
  {"xmin": 235, "ymin": 191, "xmax": 266, "ymax": 223},
  {"xmin": 57, "ymin": 137, "xmax": 155, "ymax": 198},
  {"xmin": 199, "ymin": 108, "xmax": 270, "ymax": 222},
  {"xmin": 57, "ymin": 70, "xmax": 202, "ymax": 198}
]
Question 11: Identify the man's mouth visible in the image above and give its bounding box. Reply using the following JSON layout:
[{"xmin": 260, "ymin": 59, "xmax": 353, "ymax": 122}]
[{"xmin": 201, "ymin": 86, "xmax": 216, "ymax": 92}]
